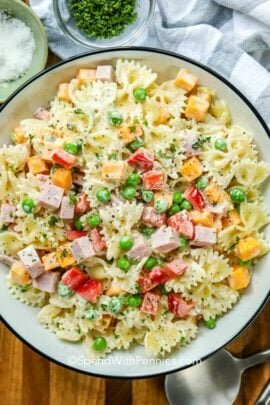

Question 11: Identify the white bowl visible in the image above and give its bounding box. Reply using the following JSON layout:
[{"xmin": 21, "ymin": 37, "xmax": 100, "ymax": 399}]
[{"xmin": 0, "ymin": 48, "xmax": 269, "ymax": 379}]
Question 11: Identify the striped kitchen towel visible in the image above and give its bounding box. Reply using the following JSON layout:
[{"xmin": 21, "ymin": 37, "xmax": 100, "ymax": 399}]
[{"xmin": 30, "ymin": 0, "xmax": 270, "ymax": 125}]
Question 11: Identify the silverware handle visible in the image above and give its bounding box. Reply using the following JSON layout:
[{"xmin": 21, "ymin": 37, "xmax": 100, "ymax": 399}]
[
  {"xmin": 239, "ymin": 349, "xmax": 270, "ymax": 371},
  {"xmin": 255, "ymin": 381, "xmax": 270, "ymax": 405}
]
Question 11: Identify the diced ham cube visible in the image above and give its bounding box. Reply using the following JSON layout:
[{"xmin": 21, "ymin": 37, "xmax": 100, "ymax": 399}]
[
  {"xmin": 67, "ymin": 230, "xmax": 88, "ymax": 241},
  {"xmin": 71, "ymin": 236, "xmax": 95, "ymax": 262},
  {"xmin": 0, "ymin": 254, "xmax": 16, "ymax": 267},
  {"xmin": 151, "ymin": 226, "xmax": 179, "ymax": 253},
  {"xmin": 137, "ymin": 270, "xmax": 159, "ymax": 293},
  {"xmin": 62, "ymin": 267, "xmax": 88, "ymax": 290},
  {"xmin": 192, "ymin": 225, "xmax": 217, "ymax": 246},
  {"xmin": 184, "ymin": 185, "xmax": 205, "ymax": 211},
  {"xmin": 59, "ymin": 196, "xmax": 75, "ymax": 220},
  {"xmin": 168, "ymin": 292, "xmax": 194, "ymax": 318},
  {"xmin": 34, "ymin": 107, "xmax": 50, "ymax": 121},
  {"xmin": 0, "ymin": 203, "xmax": 16, "ymax": 223},
  {"xmin": 142, "ymin": 207, "xmax": 166, "ymax": 228},
  {"xmin": 18, "ymin": 246, "xmax": 45, "ymax": 278},
  {"xmin": 143, "ymin": 170, "xmax": 165, "ymax": 191},
  {"xmin": 127, "ymin": 234, "xmax": 151, "ymax": 260},
  {"xmin": 167, "ymin": 210, "xmax": 194, "ymax": 239},
  {"xmin": 89, "ymin": 228, "xmax": 106, "ymax": 253},
  {"xmin": 149, "ymin": 266, "xmax": 169, "ymax": 284},
  {"xmin": 127, "ymin": 147, "xmax": 154, "ymax": 172},
  {"xmin": 38, "ymin": 181, "xmax": 64, "ymax": 210},
  {"xmin": 73, "ymin": 172, "xmax": 84, "ymax": 186},
  {"xmin": 52, "ymin": 149, "xmax": 77, "ymax": 169},
  {"xmin": 74, "ymin": 193, "xmax": 90, "ymax": 216},
  {"xmin": 165, "ymin": 259, "xmax": 188, "ymax": 278},
  {"xmin": 33, "ymin": 271, "xmax": 60, "ymax": 293},
  {"xmin": 183, "ymin": 132, "xmax": 201, "ymax": 157},
  {"xmin": 141, "ymin": 292, "xmax": 160, "ymax": 315},
  {"xmin": 75, "ymin": 279, "xmax": 103, "ymax": 303},
  {"xmin": 96, "ymin": 65, "xmax": 114, "ymax": 82}
]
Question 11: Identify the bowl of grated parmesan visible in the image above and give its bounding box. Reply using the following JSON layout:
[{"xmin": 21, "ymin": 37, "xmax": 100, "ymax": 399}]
[{"xmin": 0, "ymin": 0, "xmax": 48, "ymax": 103}]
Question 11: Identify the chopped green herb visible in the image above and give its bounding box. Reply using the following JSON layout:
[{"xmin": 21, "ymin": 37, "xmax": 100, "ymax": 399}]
[{"xmin": 192, "ymin": 136, "xmax": 210, "ymax": 150}]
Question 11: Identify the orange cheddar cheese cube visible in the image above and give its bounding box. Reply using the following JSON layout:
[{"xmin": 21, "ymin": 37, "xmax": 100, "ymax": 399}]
[
  {"xmin": 154, "ymin": 191, "xmax": 173, "ymax": 209},
  {"xmin": 106, "ymin": 285, "xmax": 124, "ymax": 296},
  {"xmin": 57, "ymin": 83, "xmax": 71, "ymax": 103},
  {"xmin": 12, "ymin": 126, "xmax": 27, "ymax": 144},
  {"xmin": 11, "ymin": 261, "xmax": 31, "ymax": 285},
  {"xmin": 174, "ymin": 69, "xmax": 198, "ymax": 92},
  {"xmin": 42, "ymin": 252, "xmax": 59, "ymax": 271},
  {"xmin": 94, "ymin": 314, "xmax": 112, "ymax": 333},
  {"xmin": 190, "ymin": 210, "xmax": 214, "ymax": 227},
  {"xmin": 204, "ymin": 182, "xmax": 226, "ymax": 204},
  {"xmin": 228, "ymin": 265, "xmax": 250, "ymax": 290},
  {"xmin": 77, "ymin": 69, "xmax": 96, "ymax": 86},
  {"xmin": 51, "ymin": 167, "xmax": 73, "ymax": 192},
  {"xmin": 27, "ymin": 156, "xmax": 49, "ymax": 175},
  {"xmin": 235, "ymin": 237, "xmax": 261, "ymax": 262},
  {"xmin": 119, "ymin": 124, "xmax": 143, "ymax": 145},
  {"xmin": 185, "ymin": 95, "xmax": 210, "ymax": 122},
  {"xmin": 222, "ymin": 209, "xmax": 241, "ymax": 228},
  {"xmin": 155, "ymin": 108, "xmax": 170, "ymax": 125},
  {"xmin": 56, "ymin": 243, "xmax": 76, "ymax": 268},
  {"xmin": 180, "ymin": 156, "xmax": 203, "ymax": 182},
  {"xmin": 102, "ymin": 161, "xmax": 128, "ymax": 181}
]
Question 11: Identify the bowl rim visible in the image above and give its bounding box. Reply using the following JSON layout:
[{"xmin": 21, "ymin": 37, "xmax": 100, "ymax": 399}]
[{"xmin": 0, "ymin": 47, "xmax": 269, "ymax": 379}]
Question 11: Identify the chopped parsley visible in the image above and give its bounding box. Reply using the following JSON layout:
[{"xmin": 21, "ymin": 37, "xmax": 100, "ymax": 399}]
[{"xmin": 192, "ymin": 136, "xmax": 211, "ymax": 150}]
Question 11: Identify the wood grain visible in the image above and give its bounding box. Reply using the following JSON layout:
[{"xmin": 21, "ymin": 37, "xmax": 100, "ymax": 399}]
[{"xmin": 0, "ymin": 2, "xmax": 269, "ymax": 404}]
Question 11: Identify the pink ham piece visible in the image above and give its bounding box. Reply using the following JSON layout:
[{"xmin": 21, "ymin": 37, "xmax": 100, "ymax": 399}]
[
  {"xmin": 89, "ymin": 228, "xmax": 106, "ymax": 253},
  {"xmin": 0, "ymin": 203, "xmax": 16, "ymax": 223},
  {"xmin": 18, "ymin": 246, "xmax": 45, "ymax": 278},
  {"xmin": 165, "ymin": 258, "xmax": 188, "ymax": 277},
  {"xmin": 37, "ymin": 174, "xmax": 50, "ymax": 184},
  {"xmin": 0, "ymin": 254, "xmax": 16, "ymax": 267},
  {"xmin": 127, "ymin": 234, "xmax": 151, "ymax": 260},
  {"xmin": 168, "ymin": 292, "xmax": 194, "ymax": 318},
  {"xmin": 205, "ymin": 201, "xmax": 230, "ymax": 216},
  {"xmin": 141, "ymin": 292, "xmax": 160, "ymax": 315},
  {"xmin": 167, "ymin": 210, "xmax": 194, "ymax": 239},
  {"xmin": 151, "ymin": 226, "xmax": 179, "ymax": 254},
  {"xmin": 38, "ymin": 181, "xmax": 64, "ymax": 210},
  {"xmin": 96, "ymin": 65, "xmax": 115, "ymax": 82},
  {"xmin": 183, "ymin": 131, "xmax": 201, "ymax": 157},
  {"xmin": 34, "ymin": 107, "xmax": 50, "ymax": 121},
  {"xmin": 192, "ymin": 225, "xmax": 217, "ymax": 246},
  {"xmin": 59, "ymin": 196, "xmax": 75, "ymax": 220},
  {"xmin": 71, "ymin": 236, "xmax": 95, "ymax": 262},
  {"xmin": 33, "ymin": 271, "xmax": 60, "ymax": 293},
  {"xmin": 142, "ymin": 207, "xmax": 166, "ymax": 228}
]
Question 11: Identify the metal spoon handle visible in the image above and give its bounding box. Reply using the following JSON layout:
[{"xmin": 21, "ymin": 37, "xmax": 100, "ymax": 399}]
[
  {"xmin": 255, "ymin": 380, "xmax": 270, "ymax": 405},
  {"xmin": 238, "ymin": 349, "xmax": 270, "ymax": 371}
]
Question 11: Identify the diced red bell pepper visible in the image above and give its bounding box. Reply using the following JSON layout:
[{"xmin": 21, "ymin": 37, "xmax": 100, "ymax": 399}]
[
  {"xmin": 167, "ymin": 210, "xmax": 194, "ymax": 239},
  {"xmin": 142, "ymin": 170, "xmax": 165, "ymax": 191},
  {"xmin": 74, "ymin": 193, "xmax": 90, "ymax": 216},
  {"xmin": 168, "ymin": 292, "xmax": 194, "ymax": 318},
  {"xmin": 127, "ymin": 147, "xmax": 154, "ymax": 171},
  {"xmin": 75, "ymin": 279, "xmax": 103, "ymax": 303},
  {"xmin": 141, "ymin": 292, "xmax": 160, "ymax": 315},
  {"xmin": 62, "ymin": 267, "xmax": 88, "ymax": 290},
  {"xmin": 165, "ymin": 259, "xmax": 188, "ymax": 278},
  {"xmin": 52, "ymin": 149, "xmax": 77, "ymax": 169},
  {"xmin": 183, "ymin": 185, "xmax": 205, "ymax": 211},
  {"xmin": 142, "ymin": 207, "xmax": 166, "ymax": 228},
  {"xmin": 149, "ymin": 266, "xmax": 169, "ymax": 284},
  {"xmin": 67, "ymin": 230, "xmax": 88, "ymax": 241},
  {"xmin": 90, "ymin": 228, "xmax": 106, "ymax": 253},
  {"xmin": 137, "ymin": 270, "xmax": 159, "ymax": 293}
]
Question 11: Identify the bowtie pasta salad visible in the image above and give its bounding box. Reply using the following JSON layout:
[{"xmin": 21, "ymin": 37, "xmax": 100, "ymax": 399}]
[{"xmin": 0, "ymin": 60, "xmax": 269, "ymax": 358}]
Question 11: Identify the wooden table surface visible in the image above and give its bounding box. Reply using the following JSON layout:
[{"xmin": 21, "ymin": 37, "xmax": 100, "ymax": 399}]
[{"xmin": 0, "ymin": 3, "xmax": 269, "ymax": 404}]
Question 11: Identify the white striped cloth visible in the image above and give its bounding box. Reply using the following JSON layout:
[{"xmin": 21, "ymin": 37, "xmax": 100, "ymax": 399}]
[{"xmin": 30, "ymin": 0, "xmax": 270, "ymax": 125}]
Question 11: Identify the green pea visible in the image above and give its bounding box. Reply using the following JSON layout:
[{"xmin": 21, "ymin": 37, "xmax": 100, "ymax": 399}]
[
  {"xmin": 57, "ymin": 282, "xmax": 74, "ymax": 298},
  {"xmin": 173, "ymin": 191, "xmax": 183, "ymax": 204},
  {"xmin": 196, "ymin": 176, "xmax": 208, "ymax": 190},
  {"xmin": 108, "ymin": 297, "xmax": 122, "ymax": 313},
  {"xmin": 154, "ymin": 199, "xmax": 168, "ymax": 213},
  {"xmin": 121, "ymin": 186, "xmax": 136, "ymax": 200},
  {"xmin": 96, "ymin": 188, "xmax": 111, "ymax": 203},
  {"xmin": 179, "ymin": 236, "xmax": 188, "ymax": 250},
  {"xmin": 133, "ymin": 87, "xmax": 147, "ymax": 101},
  {"xmin": 92, "ymin": 336, "xmax": 107, "ymax": 351},
  {"xmin": 64, "ymin": 143, "xmax": 79, "ymax": 155},
  {"xmin": 144, "ymin": 256, "xmax": 158, "ymax": 270},
  {"xmin": 204, "ymin": 317, "xmax": 216, "ymax": 329},
  {"xmin": 126, "ymin": 173, "xmax": 141, "ymax": 187},
  {"xmin": 85, "ymin": 309, "xmax": 97, "ymax": 321},
  {"xmin": 168, "ymin": 203, "xmax": 181, "ymax": 216},
  {"xmin": 141, "ymin": 226, "xmax": 156, "ymax": 238},
  {"xmin": 214, "ymin": 138, "xmax": 227, "ymax": 152},
  {"xmin": 142, "ymin": 190, "xmax": 154, "ymax": 202},
  {"xmin": 117, "ymin": 256, "xmax": 131, "ymax": 271},
  {"xmin": 128, "ymin": 138, "xmax": 144, "ymax": 151},
  {"xmin": 128, "ymin": 294, "xmax": 142, "ymax": 308},
  {"xmin": 22, "ymin": 198, "xmax": 35, "ymax": 214},
  {"xmin": 229, "ymin": 187, "xmax": 246, "ymax": 203},
  {"xmin": 74, "ymin": 217, "xmax": 83, "ymax": 231},
  {"xmin": 180, "ymin": 199, "xmax": 193, "ymax": 211},
  {"xmin": 237, "ymin": 258, "xmax": 253, "ymax": 267},
  {"xmin": 108, "ymin": 111, "xmax": 123, "ymax": 126},
  {"xmin": 87, "ymin": 214, "xmax": 101, "ymax": 228},
  {"xmin": 119, "ymin": 235, "xmax": 133, "ymax": 251}
]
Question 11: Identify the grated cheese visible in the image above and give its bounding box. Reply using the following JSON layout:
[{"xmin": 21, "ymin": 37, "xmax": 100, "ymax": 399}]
[{"xmin": 0, "ymin": 11, "xmax": 36, "ymax": 85}]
